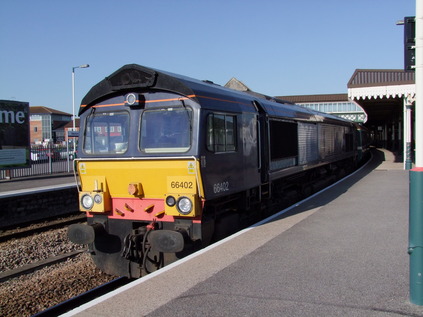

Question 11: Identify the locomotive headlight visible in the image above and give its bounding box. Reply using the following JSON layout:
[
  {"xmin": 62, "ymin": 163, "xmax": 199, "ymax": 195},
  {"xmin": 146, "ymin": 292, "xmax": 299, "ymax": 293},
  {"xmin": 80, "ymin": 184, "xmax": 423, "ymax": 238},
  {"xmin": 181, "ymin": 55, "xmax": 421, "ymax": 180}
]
[
  {"xmin": 81, "ymin": 194, "xmax": 94, "ymax": 210},
  {"xmin": 176, "ymin": 197, "xmax": 193, "ymax": 215},
  {"xmin": 125, "ymin": 93, "xmax": 138, "ymax": 106}
]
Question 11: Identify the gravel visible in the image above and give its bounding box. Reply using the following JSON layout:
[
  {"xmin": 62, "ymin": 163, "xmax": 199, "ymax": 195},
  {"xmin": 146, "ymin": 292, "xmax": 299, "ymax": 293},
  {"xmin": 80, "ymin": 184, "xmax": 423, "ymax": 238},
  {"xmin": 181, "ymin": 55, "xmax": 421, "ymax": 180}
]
[
  {"xmin": 0, "ymin": 227, "xmax": 82, "ymax": 272},
  {"xmin": 0, "ymin": 227, "xmax": 116, "ymax": 317},
  {"xmin": 0, "ymin": 253, "xmax": 115, "ymax": 316}
]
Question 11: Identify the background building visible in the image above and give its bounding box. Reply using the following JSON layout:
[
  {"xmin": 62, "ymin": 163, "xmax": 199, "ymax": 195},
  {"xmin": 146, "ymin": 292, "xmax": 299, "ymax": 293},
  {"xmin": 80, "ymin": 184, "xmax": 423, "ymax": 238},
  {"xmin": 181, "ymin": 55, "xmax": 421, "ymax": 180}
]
[
  {"xmin": 30, "ymin": 106, "xmax": 71, "ymax": 144},
  {"xmin": 348, "ymin": 69, "xmax": 415, "ymax": 154},
  {"xmin": 225, "ymin": 78, "xmax": 367, "ymax": 123},
  {"xmin": 276, "ymin": 93, "xmax": 367, "ymax": 123}
]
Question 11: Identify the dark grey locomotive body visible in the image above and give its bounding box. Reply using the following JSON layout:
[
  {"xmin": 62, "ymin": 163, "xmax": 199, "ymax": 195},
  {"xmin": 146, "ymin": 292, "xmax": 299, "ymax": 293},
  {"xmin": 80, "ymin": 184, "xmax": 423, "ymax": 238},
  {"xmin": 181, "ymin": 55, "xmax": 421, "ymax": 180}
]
[{"xmin": 69, "ymin": 64, "xmax": 365, "ymax": 278}]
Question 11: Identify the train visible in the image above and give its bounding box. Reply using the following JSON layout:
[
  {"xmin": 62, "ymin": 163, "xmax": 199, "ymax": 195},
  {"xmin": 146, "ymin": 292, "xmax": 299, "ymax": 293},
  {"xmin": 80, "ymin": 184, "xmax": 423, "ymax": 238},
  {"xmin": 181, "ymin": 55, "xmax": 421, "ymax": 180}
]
[{"xmin": 68, "ymin": 64, "xmax": 369, "ymax": 278}]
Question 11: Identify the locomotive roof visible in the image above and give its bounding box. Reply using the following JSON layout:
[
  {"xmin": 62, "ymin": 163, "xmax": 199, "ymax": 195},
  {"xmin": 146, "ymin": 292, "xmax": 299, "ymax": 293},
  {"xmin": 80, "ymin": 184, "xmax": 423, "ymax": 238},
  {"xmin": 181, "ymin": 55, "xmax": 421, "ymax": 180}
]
[{"xmin": 80, "ymin": 64, "xmax": 351, "ymax": 125}]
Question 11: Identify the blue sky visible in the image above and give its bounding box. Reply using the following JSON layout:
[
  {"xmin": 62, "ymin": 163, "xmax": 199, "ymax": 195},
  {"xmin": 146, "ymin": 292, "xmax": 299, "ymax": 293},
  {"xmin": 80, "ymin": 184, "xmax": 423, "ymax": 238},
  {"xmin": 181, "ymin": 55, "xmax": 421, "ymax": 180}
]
[{"xmin": 0, "ymin": 0, "xmax": 416, "ymax": 114}]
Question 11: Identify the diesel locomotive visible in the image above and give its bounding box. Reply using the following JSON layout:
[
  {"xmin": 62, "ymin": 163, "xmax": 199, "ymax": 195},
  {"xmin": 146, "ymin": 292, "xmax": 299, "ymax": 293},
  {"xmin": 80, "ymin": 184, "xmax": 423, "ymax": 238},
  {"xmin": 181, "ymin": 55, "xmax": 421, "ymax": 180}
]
[{"xmin": 68, "ymin": 64, "xmax": 369, "ymax": 278}]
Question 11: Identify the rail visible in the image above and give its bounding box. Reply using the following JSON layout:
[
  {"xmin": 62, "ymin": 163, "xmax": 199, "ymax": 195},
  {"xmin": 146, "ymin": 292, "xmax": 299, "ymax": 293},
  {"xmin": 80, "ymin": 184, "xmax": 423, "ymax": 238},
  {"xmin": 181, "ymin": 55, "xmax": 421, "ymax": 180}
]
[
  {"xmin": 0, "ymin": 249, "xmax": 86, "ymax": 283},
  {"xmin": 32, "ymin": 277, "xmax": 130, "ymax": 317}
]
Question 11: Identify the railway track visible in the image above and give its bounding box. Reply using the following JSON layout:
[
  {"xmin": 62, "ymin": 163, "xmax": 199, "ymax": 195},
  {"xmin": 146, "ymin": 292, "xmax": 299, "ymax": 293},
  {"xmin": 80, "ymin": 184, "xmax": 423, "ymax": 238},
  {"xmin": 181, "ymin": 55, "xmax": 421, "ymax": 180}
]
[
  {"xmin": 0, "ymin": 249, "xmax": 86, "ymax": 283},
  {"xmin": 0, "ymin": 214, "xmax": 88, "ymax": 282},
  {"xmin": 32, "ymin": 277, "xmax": 131, "ymax": 317},
  {"xmin": 0, "ymin": 213, "xmax": 85, "ymax": 242},
  {"xmin": 0, "ymin": 217, "xmax": 115, "ymax": 317}
]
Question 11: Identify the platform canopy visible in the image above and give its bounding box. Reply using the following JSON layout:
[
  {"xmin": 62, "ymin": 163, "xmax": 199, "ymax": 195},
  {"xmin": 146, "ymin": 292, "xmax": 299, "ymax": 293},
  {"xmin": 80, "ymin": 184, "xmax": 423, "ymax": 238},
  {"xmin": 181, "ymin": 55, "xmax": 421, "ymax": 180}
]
[{"xmin": 348, "ymin": 69, "xmax": 415, "ymax": 126}]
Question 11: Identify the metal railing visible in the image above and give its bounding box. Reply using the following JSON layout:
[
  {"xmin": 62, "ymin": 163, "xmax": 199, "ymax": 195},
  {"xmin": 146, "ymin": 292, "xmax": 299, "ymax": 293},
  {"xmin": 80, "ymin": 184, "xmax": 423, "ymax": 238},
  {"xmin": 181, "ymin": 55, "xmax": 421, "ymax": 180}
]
[{"xmin": 0, "ymin": 145, "xmax": 75, "ymax": 180}]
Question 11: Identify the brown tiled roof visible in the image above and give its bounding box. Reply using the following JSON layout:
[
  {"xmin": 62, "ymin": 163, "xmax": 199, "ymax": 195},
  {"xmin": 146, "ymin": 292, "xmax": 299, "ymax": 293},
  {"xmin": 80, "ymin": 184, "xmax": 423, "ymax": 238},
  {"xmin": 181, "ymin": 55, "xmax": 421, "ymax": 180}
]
[
  {"xmin": 347, "ymin": 69, "xmax": 415, "ymax": 88},
  {"xmin": 30, "ymin": 106, "xmax": 72, "ymax": 116},
  {"xmin": 275, "ymin": 93, "xmax": 348, "ymax": 104},
  {"xmin": 64, "ymin": 119, "xmax": 80, "ymax": 128}
]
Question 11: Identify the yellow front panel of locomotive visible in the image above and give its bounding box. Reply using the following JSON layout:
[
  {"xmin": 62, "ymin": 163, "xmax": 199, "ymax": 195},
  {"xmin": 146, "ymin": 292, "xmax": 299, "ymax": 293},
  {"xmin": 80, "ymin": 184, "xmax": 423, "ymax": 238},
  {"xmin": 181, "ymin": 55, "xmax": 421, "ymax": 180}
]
[
  {"xmin": 77, "ymin": 159, "xmax": 204, "ymax": 216},
  {"xmin": 78, "ymin": 160, "xmax": 200, "ymax": 195}
]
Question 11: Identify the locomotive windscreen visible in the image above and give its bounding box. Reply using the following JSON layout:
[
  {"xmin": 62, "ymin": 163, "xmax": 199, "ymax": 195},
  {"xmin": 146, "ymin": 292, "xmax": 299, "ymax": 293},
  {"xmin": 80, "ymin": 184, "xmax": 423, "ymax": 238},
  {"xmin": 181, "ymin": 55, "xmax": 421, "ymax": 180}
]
[
  {"xmin": 83, "ymin": 111, "xmax": 129, "ymax": 154},
  {"xmin": 140, "ymin": 107, "xmax": 192, "ymax": 153}
]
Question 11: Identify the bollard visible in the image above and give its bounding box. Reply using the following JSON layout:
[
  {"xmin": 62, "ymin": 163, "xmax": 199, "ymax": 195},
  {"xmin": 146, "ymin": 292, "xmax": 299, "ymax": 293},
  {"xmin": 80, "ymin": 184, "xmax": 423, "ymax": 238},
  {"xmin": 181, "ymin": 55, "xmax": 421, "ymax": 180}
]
[{"xmin": 409, "ymin": 168, "xmax": 423, "ymax": 305}]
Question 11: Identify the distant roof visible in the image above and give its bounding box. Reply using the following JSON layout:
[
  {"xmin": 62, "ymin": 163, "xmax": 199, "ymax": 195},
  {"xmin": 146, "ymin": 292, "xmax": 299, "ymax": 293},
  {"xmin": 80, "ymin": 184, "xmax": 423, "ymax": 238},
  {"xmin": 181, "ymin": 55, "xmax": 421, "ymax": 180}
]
[
  {"xmin": 225, "ymin": 77, "xmax": 294, "ymax": 104},
  {"xmin": 276, "ymin": 93, "xmax": 348, "ymax": 103},
  {"xmin": 224, "ymin": 77, "xmax": 252, "ymax": 92},
  {"xmin": 64, "ymin": 118, "xmax": 80, "ymax": 128},
  {"xmin": 347, "ymin": 69, "xmax": 415, "ymax": 88},
  {"xmin": 30, "ymin": 106, "xmax": 72, "ymax": 116}
]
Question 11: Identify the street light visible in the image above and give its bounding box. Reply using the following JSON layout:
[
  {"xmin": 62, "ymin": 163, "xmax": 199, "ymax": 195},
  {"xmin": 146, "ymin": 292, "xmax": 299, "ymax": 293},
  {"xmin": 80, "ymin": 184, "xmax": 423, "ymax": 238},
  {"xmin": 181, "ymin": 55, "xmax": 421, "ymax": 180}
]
[{"xmin": 71, "ymin": 64, "xmax": 89, "ymax": 152}]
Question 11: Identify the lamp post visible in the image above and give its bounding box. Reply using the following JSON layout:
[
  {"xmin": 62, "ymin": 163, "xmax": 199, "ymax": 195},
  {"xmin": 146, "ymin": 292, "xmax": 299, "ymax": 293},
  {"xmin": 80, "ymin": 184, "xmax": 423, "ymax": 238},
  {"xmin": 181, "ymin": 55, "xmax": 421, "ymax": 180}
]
[{"xmin": 71, "ymin": 64, "xmax": 89, "ymax": 152}]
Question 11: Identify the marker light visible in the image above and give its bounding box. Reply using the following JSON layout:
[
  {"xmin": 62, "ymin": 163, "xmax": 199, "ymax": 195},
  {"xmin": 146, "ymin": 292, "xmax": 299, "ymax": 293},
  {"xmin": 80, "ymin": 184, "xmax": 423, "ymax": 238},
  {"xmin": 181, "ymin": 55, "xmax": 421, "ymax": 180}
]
[
  {"xmin": 94, "ymin": 194, "xmax": 102, "ymax": 204},
  {"xmin": 166, "ymin": 195, "xmax": 176, "ymax": 207}
]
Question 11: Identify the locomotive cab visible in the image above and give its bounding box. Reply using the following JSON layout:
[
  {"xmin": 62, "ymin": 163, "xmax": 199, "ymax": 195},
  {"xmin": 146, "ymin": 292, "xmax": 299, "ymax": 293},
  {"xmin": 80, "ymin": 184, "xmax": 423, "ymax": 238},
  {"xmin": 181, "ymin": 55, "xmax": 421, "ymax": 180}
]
[{"xmin": 67, "ymin": 65, "xmax": 214, "ymax": 277}]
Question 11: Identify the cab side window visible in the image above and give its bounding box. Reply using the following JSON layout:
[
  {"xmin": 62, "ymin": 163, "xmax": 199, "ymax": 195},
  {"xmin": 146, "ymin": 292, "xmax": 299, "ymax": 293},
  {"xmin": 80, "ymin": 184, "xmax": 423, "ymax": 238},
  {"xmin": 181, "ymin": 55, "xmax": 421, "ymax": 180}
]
[{"xmin": 207, "ymin": 113, "xmax": 237, "ymax": 152}]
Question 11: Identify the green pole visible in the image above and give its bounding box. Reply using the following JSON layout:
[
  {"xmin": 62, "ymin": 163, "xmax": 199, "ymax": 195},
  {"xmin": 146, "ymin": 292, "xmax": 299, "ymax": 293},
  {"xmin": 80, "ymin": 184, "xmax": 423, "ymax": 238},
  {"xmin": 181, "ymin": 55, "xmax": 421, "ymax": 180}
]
[
  {"xmin": 410, "ymin": 0, "xmax": 423, "ymax": 305},
  {"xmin": 410, "ymin": 168, "xmax": 423, "ymax": 304},
  {"xmin": 408, "ymin": 167, "xmax": 423, "ymax": 305}
]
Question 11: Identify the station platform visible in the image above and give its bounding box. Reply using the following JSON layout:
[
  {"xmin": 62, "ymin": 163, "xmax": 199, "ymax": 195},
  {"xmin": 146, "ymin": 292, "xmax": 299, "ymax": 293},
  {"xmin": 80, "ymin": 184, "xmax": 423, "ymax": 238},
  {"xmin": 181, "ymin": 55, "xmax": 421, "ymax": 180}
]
[
  {"xmin": 0, "ymin": 174, "xmax": 75, "ymax": 198},
  {"xmin": 58, "ymin": 149, "xmax": 422, "ymax": 317}
]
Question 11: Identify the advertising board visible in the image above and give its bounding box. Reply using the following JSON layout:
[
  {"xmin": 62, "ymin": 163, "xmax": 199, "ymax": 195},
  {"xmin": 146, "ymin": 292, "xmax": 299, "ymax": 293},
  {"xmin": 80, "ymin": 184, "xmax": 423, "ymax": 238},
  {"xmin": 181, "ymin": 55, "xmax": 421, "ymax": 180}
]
[{"xmin": 0, "ymin": 100, "xmax": 30, "ymax": 169}]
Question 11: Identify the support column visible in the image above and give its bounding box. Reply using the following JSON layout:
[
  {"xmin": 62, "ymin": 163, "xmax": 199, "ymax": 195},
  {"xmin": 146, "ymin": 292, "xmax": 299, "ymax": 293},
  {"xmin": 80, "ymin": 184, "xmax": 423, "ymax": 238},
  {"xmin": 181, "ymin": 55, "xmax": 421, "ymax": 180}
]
[
  {"xmin": 410, "ymin": 168, "xmax": 423, "ymax": 304},
  {"xmin": 405, "ymin": 94, "xmax": 414, "ymax": 170},
  {"xmin": 410, "ymin": 0, "xmax": 423, "ymax": 305}
]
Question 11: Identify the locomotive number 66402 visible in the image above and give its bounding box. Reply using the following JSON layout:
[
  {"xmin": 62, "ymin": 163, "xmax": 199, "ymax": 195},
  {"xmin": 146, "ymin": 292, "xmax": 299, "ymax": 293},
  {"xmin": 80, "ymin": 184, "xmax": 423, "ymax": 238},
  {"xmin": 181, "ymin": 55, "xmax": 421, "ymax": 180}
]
[
  {"xmin": 213, "ymin": 181, "xmax": 230, "ymax": 193},
  {"xmin": 170, "ymin": 181, "xmax": 193, "ymax": 189}
]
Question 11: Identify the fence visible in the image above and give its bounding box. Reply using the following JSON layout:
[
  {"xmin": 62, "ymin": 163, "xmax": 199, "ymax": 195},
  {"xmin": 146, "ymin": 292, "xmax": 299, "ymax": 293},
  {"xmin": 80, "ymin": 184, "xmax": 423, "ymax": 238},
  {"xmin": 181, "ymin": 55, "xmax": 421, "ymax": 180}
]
[{"xmin": 0, "ymin": 144, "xmax": 75, "ymax": 180}]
